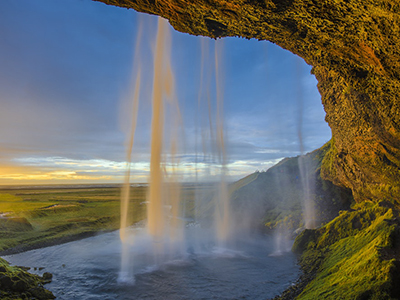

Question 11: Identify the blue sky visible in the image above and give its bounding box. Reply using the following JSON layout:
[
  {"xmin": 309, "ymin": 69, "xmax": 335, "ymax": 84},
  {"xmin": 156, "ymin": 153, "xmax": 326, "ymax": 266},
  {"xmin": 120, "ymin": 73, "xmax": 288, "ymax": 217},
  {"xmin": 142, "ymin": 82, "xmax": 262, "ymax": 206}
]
[{"xmin": 0, "ymin": 0, "xmax": 331, "ymax": 184}]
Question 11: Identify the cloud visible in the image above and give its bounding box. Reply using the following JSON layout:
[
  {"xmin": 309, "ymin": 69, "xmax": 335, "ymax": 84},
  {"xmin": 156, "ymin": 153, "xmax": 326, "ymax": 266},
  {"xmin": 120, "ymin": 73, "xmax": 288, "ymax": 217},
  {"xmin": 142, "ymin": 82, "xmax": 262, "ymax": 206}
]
[{"xmin": 0, "ymin": 0, "xmax": 332, "ymax": 185}]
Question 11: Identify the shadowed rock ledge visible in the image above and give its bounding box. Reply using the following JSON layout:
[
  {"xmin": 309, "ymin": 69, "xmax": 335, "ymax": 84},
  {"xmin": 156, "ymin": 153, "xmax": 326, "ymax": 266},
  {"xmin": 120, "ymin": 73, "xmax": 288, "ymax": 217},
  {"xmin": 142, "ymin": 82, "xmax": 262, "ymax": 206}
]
[{"xmin": 95, "ymin": 0, "xmax": 400, "ymax": 204}]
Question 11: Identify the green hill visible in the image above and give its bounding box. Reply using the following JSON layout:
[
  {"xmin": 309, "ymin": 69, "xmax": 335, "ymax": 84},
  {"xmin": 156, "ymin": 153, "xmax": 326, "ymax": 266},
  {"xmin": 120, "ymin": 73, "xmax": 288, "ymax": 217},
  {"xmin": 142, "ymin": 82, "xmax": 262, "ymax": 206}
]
[{"xmin": 230, "ymin": 141, "xmax": 353, "ymax": 233}]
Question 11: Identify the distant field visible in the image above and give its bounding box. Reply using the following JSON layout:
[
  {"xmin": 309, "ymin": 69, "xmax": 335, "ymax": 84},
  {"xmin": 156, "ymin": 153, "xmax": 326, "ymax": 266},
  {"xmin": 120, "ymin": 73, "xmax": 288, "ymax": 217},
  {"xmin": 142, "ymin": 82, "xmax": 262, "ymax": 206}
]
[
  {"xmin": 0, "ymin": 184, "xmax": 217, "ymax": 254},
  {"xmin": 0, "ymin": 186, "xmax": 147, "ymax": 254}
]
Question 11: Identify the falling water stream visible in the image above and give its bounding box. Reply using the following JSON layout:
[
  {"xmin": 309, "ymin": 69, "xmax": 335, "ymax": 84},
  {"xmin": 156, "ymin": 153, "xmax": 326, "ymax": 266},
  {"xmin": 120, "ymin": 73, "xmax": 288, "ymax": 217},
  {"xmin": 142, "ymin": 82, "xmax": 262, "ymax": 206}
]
[
  {"xmin": 119, "ymin": 19, "xmax": 143, "ymax": 281},
  {"xmin": 112, "ymin": 15, "xmax": 300, "ymax": 296},
  {"xmin": 119, "ymin": 16, "xmax": 238, "ymax": 271},
  {"xmin": 4, "ymin": 16, "xmax": 304, "ymax": 299},
  {"xmin": 295, "ymin": 60, "xmax": 316, "ymax": 229}
]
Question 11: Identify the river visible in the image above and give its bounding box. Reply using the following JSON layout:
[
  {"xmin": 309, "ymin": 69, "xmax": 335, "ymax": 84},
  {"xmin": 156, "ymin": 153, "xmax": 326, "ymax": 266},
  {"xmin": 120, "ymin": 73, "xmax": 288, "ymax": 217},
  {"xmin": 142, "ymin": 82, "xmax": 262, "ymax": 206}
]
[{"xmin": 4, "ymin": 228, "xmax": 300, "ymax": 299}]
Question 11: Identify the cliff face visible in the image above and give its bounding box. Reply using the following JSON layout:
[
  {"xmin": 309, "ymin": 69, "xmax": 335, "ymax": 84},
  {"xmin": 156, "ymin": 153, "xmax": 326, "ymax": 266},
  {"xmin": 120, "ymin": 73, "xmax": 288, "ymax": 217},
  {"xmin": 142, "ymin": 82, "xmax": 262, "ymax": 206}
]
[{"xmin": 96, "ymin": 0, "xmax": 400, "ymax": 203}]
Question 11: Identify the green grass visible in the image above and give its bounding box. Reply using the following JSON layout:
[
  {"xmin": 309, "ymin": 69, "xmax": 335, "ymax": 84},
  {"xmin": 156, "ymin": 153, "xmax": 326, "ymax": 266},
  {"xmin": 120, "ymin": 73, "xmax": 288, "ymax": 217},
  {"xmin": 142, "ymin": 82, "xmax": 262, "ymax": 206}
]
[
  {"xmin": 0, "ymin": 186, "xmax": 148, "ymax": 253},
  {"xmin": 0, "ymin": 193, "xmax": 57, "ymax": 213},
  {"xmin": 293, "ymin": 202, "xmax": 399, "ymax": 299},
  {"xmin": 0, "ymin": 184, "xmax": 214, "ymax": 253}
]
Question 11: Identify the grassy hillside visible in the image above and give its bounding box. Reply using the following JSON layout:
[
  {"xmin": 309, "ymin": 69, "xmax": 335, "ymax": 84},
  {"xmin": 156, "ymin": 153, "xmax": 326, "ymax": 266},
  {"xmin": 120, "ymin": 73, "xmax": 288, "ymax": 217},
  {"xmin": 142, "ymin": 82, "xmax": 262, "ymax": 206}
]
[
  {"xmin": 229, "ymin": 142, "xmax": 354, "ymax": 233},
  {"xmin": 286, "ymin": 201, "xmax": 400, "ymax": 300}
]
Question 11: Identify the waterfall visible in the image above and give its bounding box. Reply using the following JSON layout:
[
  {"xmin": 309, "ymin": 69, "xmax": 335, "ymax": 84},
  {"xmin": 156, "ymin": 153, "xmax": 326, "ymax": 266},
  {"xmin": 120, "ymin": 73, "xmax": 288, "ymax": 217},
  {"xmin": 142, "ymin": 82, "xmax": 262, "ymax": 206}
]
[
  {"xmin": 296, "ymin": 60, "xmax": 316, "ymax": 229},
  {"xmin": 119, "ymin": 16, "xmax": 232, "ymax": 281}
]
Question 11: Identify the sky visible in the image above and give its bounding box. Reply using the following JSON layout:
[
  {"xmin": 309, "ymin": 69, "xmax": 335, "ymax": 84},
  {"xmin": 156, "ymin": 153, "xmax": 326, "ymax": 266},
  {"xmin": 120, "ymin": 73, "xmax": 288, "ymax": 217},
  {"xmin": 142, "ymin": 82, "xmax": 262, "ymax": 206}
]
[{"xmin": 0, "ymin": 0, "xmax": 331, "ymax": 185}]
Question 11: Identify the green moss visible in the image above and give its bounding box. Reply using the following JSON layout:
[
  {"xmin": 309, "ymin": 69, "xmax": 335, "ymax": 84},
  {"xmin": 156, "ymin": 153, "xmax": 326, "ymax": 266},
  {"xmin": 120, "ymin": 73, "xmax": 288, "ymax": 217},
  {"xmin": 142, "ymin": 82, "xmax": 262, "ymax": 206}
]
[
  {"xmin": 320, "ymin": 139, "xmax": 338, "ymax": 184},
  {"xmin": 294, "ymin": 202, "xmax": 400, "ymax": 299},
  {"xmin": 292, "ymin": 229, "xmax": 318, "ymax": 254},
  {"xmin": 0, "ymin": 257, "xmax": 55, "ymax": 299}
]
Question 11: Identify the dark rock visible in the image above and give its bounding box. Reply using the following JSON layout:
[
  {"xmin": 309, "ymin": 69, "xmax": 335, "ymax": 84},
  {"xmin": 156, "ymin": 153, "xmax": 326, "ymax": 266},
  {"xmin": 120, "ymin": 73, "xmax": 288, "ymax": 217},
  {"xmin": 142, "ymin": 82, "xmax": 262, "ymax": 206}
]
[
  {"xmin": 42, "ymin": 272, "xmax": 52, "ymax": 283},
  {"xmin": 16, "ymin": 265, "xmax": 30, "ymax": 271},
  {"xmin": 0, "ymin": 275, "xmax": 13, "ymax": 288},
  {"xmin": 30, "ymin": 286, "xmax": 56, "ymax": 299},
  {"xmin": 12, "ymin": 278, "xmax": 28, "ymax": 292},
  {"xmin": 0, "ymin": 258, "xmax": 55, "ymax": 299}
]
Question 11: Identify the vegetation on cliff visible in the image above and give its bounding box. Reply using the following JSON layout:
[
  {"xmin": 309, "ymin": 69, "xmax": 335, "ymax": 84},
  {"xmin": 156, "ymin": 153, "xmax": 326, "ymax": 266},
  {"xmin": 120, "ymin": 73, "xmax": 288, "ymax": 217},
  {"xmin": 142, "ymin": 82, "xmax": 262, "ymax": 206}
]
[
  {"xmin": 291, "ymin": 201, "xmax": 400, "ymax": 299},
  {"xmin": 231, "ymin": 142, "xmax": 400, "ymax": 299}
]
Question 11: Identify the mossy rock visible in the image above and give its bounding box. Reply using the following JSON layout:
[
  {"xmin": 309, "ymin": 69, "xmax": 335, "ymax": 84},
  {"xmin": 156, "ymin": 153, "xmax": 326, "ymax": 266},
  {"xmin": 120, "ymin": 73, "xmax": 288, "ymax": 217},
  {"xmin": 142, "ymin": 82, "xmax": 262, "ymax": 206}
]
[
  {"xmin": 0, "ymin": 258, "xmax": 55, "ymax": 300},
  {"xmin": 292, "ymin": 229, "xmax": 318, "ymax": 254},
  {"xmin": 291, "ymin": 202, "xmax": 400, "ymax": 299}
]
